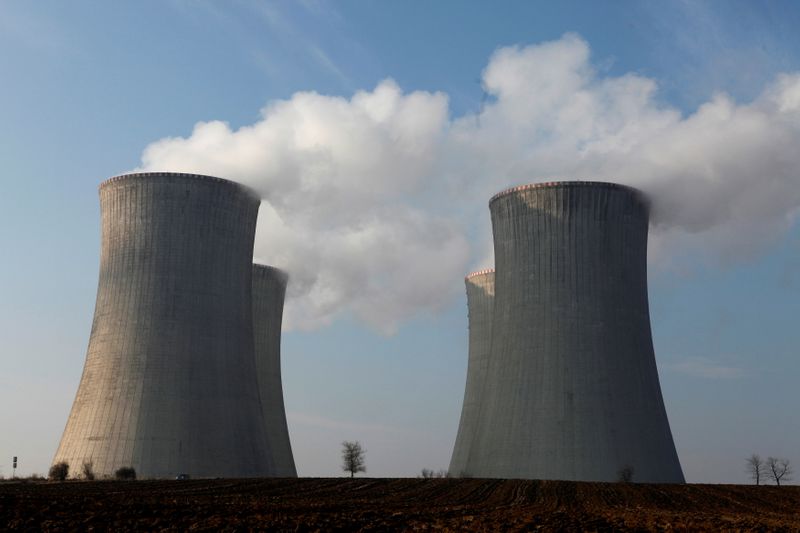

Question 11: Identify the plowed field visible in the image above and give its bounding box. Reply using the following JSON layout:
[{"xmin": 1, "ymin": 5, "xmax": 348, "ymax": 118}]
[{"xmin": 2, "ymin": 478, "xmax": 799, "ymax": 531}]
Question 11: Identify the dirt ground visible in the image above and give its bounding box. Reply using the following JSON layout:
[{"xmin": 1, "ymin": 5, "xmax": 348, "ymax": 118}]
[{"xmin": 2, "ymin": 477, "xmax": 799, "ymax": 531}]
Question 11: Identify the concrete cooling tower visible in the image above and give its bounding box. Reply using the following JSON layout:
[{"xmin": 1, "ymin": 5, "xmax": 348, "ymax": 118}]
[
  {"xmin": 53, "ymin": 172, "xmax": 275, "ymax": 479},
  {"xmin": 252, "ymin": 264, "xmax": 297, "ymax": 477},
  {"xmin": 449, "ymin": 269, "xmax": 495, "ymax": 477},
  {"xmin": 467, "ymin": 181, "xmax": 684, "ymax": 483}
]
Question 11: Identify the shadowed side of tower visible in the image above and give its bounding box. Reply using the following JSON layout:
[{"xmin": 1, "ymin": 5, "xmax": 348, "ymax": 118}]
[
  {"xmin": 449, "ymin": 269, "xmax": 495, "ymax": 477},
  {"xmin": 252, "ymin": 264, "xmax": 297, "ymax": 477},
  {"xmin": 53, "ymin": 172, "xmax": 274, "ymax": 479},
  {"xmin": 468, "ymin": 181, "xmax": 684, "ymax": 483}
]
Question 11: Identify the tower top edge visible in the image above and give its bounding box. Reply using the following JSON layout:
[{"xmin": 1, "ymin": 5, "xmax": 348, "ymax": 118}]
[
  {"xmin": 253, "ymin": 263, "xmax": 288, "ymax": 275},
  {"xmin": 465, "ymin": 268, "xmax": 495, "ymax": 280},
  {"xmin": 99, "ymin": 172, "xmax": 260, "ymax": 200},
  {"xmin": 489, "ymin": 181, "xmax": 646, "ymax": 205},
  {"xmin": 253, "ymin": 263, "xmax": 289, "ymax": 282}
]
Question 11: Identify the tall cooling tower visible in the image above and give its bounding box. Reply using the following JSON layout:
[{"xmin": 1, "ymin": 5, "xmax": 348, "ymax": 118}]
[
  {"xmin": 252, "ymin": 264, "xmax": 297, "ymax": 477},
  {"xmin": 468, "ymin": 181, "xmax": 684, "ymax": 482},
  {"xmin": 53, "ymin": 172, "xmax": 274, "ymax": 479},
  {"xmin": 449, "ymin": 269, "xmax": 495, "ymax": 477}
]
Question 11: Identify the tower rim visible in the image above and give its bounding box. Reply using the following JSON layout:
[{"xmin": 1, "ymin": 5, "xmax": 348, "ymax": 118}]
[
  {"xmin": 100, "ymin": 171, "xmax": 260, "ymax": 201},
  {"xmin": 489, "ymin": 180, "xmax": 647, "ymax": 206},
  {"xmin": 253, "ymin": 263, "xmax": 289, "ymax": 284},
  {"xmin": 465, "ymin": 268, "xmax": 495, "ymax": 281}
]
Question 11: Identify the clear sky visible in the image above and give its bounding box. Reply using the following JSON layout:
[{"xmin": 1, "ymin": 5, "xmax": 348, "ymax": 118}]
[{"xmin": 1, "ymin": 0, "xmax": 799, "ymax": 482}]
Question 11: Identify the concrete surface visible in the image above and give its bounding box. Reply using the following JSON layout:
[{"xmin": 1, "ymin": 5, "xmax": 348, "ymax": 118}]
[
  {"xmin": 449, "ymin": 269, "xmax": 495, "ymax": 477},
  {"xmin": 252, "ymin": 264, "xmax": 297, "ymax": 477},
  {"xmin": 467, "ymin": 182, "xmax": 684, "ymax": 483},
  {"xmin": 53, "ymin": 172, "xmax": 274, "ymax": 479}
]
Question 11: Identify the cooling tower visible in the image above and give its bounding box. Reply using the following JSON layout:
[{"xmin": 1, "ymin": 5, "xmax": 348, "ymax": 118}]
[
  {"xmin": 468, "ymin": 181, "xmax": 684, "ymax": 483},
  {"xmin": 252, "ymin": 264, "xmax": 297, "ymax": 477},
  {"xmin": 53, "ymin": 172, "xmax": 274, "ymax": 479},
  {"xmin": 449, "ymin": 269, "xmax": 495, "ymax": 477}
]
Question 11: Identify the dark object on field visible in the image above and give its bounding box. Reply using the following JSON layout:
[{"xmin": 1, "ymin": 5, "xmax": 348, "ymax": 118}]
[
  {"xmin": 48, "ymin": 462, "xmax": 69, "ymax": 481},
  {"xmin": 617, "ymin": 466, "xmax": 634, "ymax": 483},
  {"xmin": 115, "ymin": 467, "xmax": 137, "ymax": 480}
]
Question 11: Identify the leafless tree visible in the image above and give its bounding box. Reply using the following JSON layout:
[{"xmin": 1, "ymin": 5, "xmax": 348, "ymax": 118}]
[
  {"xmin": 341, "ymin": 441, "xmax": 366, "ymax": 478},
  {"xmin": 766, "ymin": 457, "xmax": 793, "ymax": 486},
  {"xmin": 746, "ymin": 454, "xmax": 765, "ymax": 485}
]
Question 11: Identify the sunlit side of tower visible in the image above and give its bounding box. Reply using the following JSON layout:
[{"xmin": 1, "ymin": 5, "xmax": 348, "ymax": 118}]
[
  {"xmin": 53, "ymin": 172, "xmax": 274, "ymax": 479},
  {"xmin": 252, "ymin": 264, "xmax": 297, "ymax": 477},
  {"xmin": 449, "ymin": 269, "xmax": 495, "ymax": 477},
  {"xmin": 468, "ymin": 181, "xmax": 684, "ymax": 482}
]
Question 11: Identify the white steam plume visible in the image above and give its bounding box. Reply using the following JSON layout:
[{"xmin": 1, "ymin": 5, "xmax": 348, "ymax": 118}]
[{"xmin": 138, "ymin": 33, "xmax": 800, "ymax": 332}]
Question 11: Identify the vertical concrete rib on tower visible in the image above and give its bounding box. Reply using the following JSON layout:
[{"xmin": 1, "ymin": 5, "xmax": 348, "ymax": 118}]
[
  {"xmin": 449, "ymin": 269, "xmax": 495, "ymax": 477},
  {"xmin": 252, "ymin": 264, "xmax": 297, "ymax": 477},
  {"xmin": 468, "ymin": 181, "xmax": 684, "ymax": 482},
  {"xmin": 53, "ymin": 172, "xmax": 274, "ymax": 479}
]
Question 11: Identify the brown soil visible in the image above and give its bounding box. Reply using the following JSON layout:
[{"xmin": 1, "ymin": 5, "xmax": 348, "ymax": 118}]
[{"xmin": 2, "ymin": 478, "xmax": 799, "ymax": 531}]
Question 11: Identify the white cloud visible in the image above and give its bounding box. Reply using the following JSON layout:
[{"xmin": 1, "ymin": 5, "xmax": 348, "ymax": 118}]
[
  {"xmin": 138, "ymin": 33, "xmax": 800, "ymax": 332},
  {"xmin": 669, "ymin": 357, "xmax": 747, "ymax": 379}
]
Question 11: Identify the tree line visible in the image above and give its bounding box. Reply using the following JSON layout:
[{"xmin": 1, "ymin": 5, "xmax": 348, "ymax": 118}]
[{"xmin": 746, "ymin": 454, "xmax": 792, "ymax": 486}]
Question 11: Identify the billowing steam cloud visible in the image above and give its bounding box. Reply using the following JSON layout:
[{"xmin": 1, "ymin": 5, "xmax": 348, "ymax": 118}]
[{"xmin": 139, "ymin": 33, "xmax": 800, "ymax": 332}]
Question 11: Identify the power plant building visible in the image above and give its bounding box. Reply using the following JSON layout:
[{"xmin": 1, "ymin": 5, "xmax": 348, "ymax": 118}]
[
  {"xmin": 252, "ymin": 264, "xmax": 297, "ymax": 477},
  {"xmin": 465, "ymin": 181, "xmax": 684, "ymax": 482},
  {"xmin": 448, "ymin": 269, "xmax": 494, "ymax": 477},
  {"xmin": 53, "ymin": 172, "xmax": 275, "ymax": 479}
]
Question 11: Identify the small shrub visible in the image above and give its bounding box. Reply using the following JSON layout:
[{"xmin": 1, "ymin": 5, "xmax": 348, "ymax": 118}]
[
  {"xmin": 115, "ymin": 466, "xmax": 137, "ymax": 480},
  {"xmin": 82, "ymin": 461, "xmax": 95, "ymax": 481},
  {"xmin": 49, "ymin": 462, "xmax": 69, "ymax": 481},
  {"xmin": 420, "ymin": 468, "xmax": 450, "ymax": 479},
  {"xmin": 617, "ymin": 465, "xmax": 634, "ymax": 483}
]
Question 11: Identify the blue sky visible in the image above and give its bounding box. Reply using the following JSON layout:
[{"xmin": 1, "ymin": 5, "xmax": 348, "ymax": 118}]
[{"xmin": 1, "ymin": 1, "xmax": 799, "ymax": 482}]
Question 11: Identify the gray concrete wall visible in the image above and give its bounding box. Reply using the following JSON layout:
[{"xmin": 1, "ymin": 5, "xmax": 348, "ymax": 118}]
[
  {"xmin": 252, "ymin": 264, "xmax": 297, "ymax": 477},
  {"xmin": 53, "ymin": 172, "xmax": 274, "ymax": 479},
  {"xmin": 468, "ymin": 182, "xmax": 684, "ymax": 483},
  {"xmin": 449, "ymin": 270, "xmax": 494, "ymax": 477}
]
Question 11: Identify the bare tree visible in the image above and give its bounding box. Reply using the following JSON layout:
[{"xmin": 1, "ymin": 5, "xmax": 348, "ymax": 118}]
[
  {"xmin": 746, "ymin": 454, "xmax": 765, "ymax": 485},
  {"xmin": 766, "ymin": 457, "xmax": 793, "ymax": 486},
  {"xmin": 341, "ymin": 441, "xmax": 366, "ymax": 478}
]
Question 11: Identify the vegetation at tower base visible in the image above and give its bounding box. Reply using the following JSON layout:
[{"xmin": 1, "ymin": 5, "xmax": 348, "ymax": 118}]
[
  {"xmin": 52, "ymin": 172, "xmax": 275, "ymax": 479},
  {"xmin": 468, "ymin": 181, "xmax": 684, "ymax": 482},
  {"xmin": 252, "ymin": 264, "xmax": 297, "ymax": 477},
  {"xmin": 449, "ymin": 269, "xmax": 495, "ymax": 477},
  {"xmin": 48, "ymin": 462, "xmax": 68, "ymax": 481}
]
